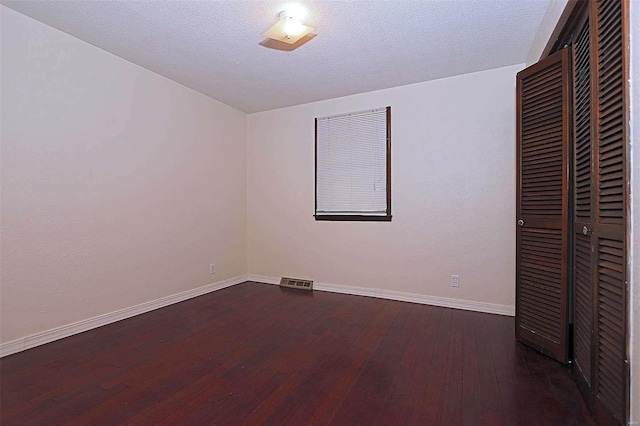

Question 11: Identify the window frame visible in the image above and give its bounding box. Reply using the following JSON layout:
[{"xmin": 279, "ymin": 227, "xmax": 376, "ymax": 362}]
[{"xmin": 314, "ymin": 106, "xmax": 392, "ymax": 222}]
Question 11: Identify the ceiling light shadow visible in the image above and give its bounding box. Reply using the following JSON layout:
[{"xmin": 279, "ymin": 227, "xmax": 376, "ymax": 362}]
[{"xmin": 259, "ymin": 33, "xmax": 316, "ymax": 51}]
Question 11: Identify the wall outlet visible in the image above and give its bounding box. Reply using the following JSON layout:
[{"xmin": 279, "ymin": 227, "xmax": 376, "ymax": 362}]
[
  {"xmin": 210, "ymin": 264, "xmax": 216, "ymax": 274},
  {"xmin": 451, "ymin": 275, "xmax": 459, "ymax": 288}
]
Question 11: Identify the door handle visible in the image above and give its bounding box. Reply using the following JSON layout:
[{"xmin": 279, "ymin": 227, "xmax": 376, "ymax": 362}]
[
  {"xmin": 517, "ymin": 219, "xmax": 525, "ymax": 227},
  {"xmin": 582, "ymin": 226, "xmax": 591, "ymax": 235}
]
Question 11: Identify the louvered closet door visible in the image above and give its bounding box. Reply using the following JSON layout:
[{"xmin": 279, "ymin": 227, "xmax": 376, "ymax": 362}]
[
  {"xmin": 592, "ymin": 0, "xmax": 628, "ymax": 423},
  {"xmin": 572, "ymin": 15, "xmax": 594, "ymax": 392},
  {"xmin": 515, "ymin": 49, "xmax": 570, "ymax": 363}
]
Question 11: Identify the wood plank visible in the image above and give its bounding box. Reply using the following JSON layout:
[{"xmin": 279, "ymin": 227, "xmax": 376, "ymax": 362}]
[{"xmin": 0, "ymin": 282, "xmax": 595, "ymax": 426}]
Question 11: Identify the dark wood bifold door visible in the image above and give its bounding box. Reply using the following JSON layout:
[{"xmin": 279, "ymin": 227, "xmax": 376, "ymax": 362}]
[
  {"xmin": 515, "ymin": 49, "xmax": 570, "ymax": 364},
  {"xmin": 517, "ymin": 0, "xmax": 628, "ymax": 422},
  {"xmin": 591, "ymin": 0, "xmax": 628, "ymax": 423},
  {"xmin": 571, "ymin": 11, "xmax": 593, "ymax": 396},
  {"xmin": 571, "ymin": 1, "xmax": 628, "ymax": 424}
]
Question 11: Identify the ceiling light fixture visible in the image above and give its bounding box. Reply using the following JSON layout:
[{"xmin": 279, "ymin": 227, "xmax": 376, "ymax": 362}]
[{"xmin": 262, "ymin": 10, "xmax": 314, "ymax": 44}]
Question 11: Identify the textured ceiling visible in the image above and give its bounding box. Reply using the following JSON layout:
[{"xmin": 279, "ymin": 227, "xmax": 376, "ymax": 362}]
[{"xmin": 2, "ymin": 0, "xmax": 550, "ymax": 113}]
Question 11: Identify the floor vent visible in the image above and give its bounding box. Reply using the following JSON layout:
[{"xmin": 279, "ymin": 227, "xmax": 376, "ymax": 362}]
[{"xmin": 280, "ymin": 277, "xmax": 313, "ymax": 291}]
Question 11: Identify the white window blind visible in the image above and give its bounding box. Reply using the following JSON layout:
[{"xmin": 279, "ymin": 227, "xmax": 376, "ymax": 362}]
[{"xmin": 315, "ymin": 107, "xmax": 390, "ymax": 219}]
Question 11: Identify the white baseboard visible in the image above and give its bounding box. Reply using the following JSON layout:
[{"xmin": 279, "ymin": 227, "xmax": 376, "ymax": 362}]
[
  {"xmin": 1, "ymin": 274, "xmax": 514, "ymax": 358},
  {"xmin": 248, "ymin": 274, "xmax": 515, "ymax": 317},
  {"xmin": 0, "ymin": 275, "xmax": 248, "ymax": 358}
]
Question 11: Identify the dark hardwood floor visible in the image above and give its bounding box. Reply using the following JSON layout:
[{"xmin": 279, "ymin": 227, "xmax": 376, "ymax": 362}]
[{"xmin": 1, "ymin": 281, "xmax": 594, "ymax": 425}]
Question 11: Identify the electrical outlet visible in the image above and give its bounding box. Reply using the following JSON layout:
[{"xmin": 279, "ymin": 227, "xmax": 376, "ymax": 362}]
[
  {"xmin": 210, "ymin": 264, "xmax": 216, "ymax": 274},
  {"xmin": 451, "ymin": 275, "xmax": 459, "ymax": 288}
]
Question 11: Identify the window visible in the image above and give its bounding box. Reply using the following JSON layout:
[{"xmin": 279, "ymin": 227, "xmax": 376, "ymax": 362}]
[{"xmin": 315, "ymin": 106, "xmax": 391, "ymax": 221}]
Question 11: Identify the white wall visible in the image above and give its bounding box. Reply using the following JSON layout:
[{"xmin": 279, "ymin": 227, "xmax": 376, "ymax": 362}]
[
  {"xmin": 629, "ymin": 0, "xmax": 639, "ymax": 423},
  {"xmin": 247, "ymin": 64, "xmax": 522, "ymax": 310},
  {"xmin": 526, "ymin": 0, "xmax": 569, "ymax": 66},
  {"xmin": 0, "ymin": 6, "xmax": 247, "ymax": 344}
]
